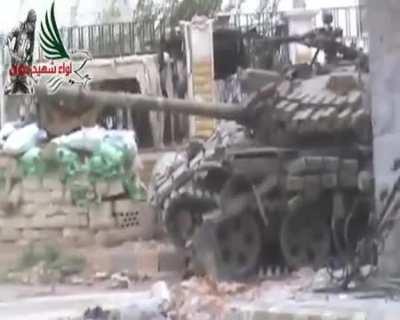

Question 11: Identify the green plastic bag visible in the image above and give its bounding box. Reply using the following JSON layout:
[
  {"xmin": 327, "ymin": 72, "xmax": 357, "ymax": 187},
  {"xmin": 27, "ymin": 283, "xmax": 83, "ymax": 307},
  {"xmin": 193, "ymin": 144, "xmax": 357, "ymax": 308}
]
[
  {"xmin": 123, "ymin": 174, "xmax": 147, "ymax": 201},
  {"xmin": 56, "ymin": 147, "xmax": 84, "ymax": 184},
  {"xmin": 87, "ymin": 141, "xmax": 128, "ymax": 182},
  {"xmin": 19, "ymin": 147, "xmax": 46, "ymax": 177}
]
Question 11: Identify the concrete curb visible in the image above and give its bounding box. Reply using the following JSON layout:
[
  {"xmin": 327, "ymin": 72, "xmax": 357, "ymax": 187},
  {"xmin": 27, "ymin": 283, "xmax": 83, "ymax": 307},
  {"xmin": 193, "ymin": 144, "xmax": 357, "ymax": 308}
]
[{"xmin": 226, "ymin": 305, "xmax": 367, "ymax": 320}]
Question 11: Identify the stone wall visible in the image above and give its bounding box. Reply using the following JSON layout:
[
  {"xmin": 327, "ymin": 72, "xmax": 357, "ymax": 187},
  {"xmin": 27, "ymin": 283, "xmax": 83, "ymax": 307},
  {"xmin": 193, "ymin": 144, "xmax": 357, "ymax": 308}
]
[{"xmin": 0, "ymin": 154, "xmax": 156, "ymax": 248}]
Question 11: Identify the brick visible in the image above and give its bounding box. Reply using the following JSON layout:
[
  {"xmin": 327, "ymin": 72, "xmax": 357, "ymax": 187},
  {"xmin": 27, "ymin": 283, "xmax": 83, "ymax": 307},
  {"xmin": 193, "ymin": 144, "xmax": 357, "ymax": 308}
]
[
  {"xmin": 106, "ymin": 180, "xmax": 125, "ymax": 197},
  {"xmin": 4, "ymin": 159, "xmax": 21, "ymax": 178},
  {"xmin": 22, "ymin": 189, "xmax": 53, "ymax": 204},
  {"xmin": 114, "ymin": 200, "xmax": 156, "ymax": 240},
  {"xmin": 134, "ymin": 247, "xmax": 159, "ymax": 277},
  {"xmin": 95, "ymin": 230, "xmax": 126, "ymax": 247},
  {"xmin": 21, "ymin": 229, "xmax": 61, "ymax": 242},
  {"xmin": 42, "ymin": 174, "xmax": 64, "ymax": 191},
  {"xmin": 95, "ymin": 181, "xmax": 110, "ymax": 197},
  {"xmin": 21, "ymin": 176, "xmax": 42, "ymax": 191},
  {"xmin": 21, "ymin": 203, "xmax": 40, "ymax": 217},
  {"xmin": 89, "ymin": 201, "xmax": 115, "ymax": 230},
  {"xmin": 0, "ymin": 227, "xmax": 20, "ymax": 242},
  {"xmin": 62, "ymin": 228, "xmax": 94, "ymax": 247},
  {"xmin": 2, "ymin": 216, "xmax": 31, "ymax": 229},
  {"xmin": 31, "ymin": 205, "xmax": 88, "ymax": 229},
  {"xmin": 8, "ymin": 183, "xmax": 23, "ymax": 207}
]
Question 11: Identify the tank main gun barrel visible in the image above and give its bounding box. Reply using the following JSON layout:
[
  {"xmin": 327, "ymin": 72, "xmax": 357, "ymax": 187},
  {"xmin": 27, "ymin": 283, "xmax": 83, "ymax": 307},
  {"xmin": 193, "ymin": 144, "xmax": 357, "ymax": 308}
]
[{"xmin": 35, "ymin": 85, "xmax": 244, "ymax": 122}]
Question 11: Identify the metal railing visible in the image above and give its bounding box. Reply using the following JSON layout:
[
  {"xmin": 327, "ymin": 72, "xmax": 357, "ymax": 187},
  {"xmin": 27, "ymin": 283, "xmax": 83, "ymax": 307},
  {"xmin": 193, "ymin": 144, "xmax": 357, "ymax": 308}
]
[
  {"xmin": 3, "ymin": 5, "xmax": 368, "ymax": 63},
  {"xmin": 324, "ymin": 5, "xmax": 368, "ymax": 49}
]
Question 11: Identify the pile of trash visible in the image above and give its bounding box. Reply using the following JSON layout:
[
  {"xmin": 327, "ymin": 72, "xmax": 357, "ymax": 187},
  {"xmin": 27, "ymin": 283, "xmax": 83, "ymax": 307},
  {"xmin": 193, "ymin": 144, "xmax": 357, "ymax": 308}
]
[{"xmin": 0, "ymin": 122, "xmax": 146, "ymax": 205}]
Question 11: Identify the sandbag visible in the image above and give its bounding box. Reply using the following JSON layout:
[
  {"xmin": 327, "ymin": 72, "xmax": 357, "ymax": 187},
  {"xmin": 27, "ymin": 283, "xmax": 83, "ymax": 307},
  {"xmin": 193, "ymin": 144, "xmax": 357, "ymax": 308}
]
[
  {"xmin": 52, "ymin": 126, "xmax": 107, "ymax": 152},
  {"xmin": 56, "ymin": 147, "xmax": 84, "ymax": 183},
  {"xmin": 3, "ymin": 124, "xmax": 47, "ymax": 155},
  {"xmin": 19, "ymin": 147, "xmax": 46, "ymax": 177}
]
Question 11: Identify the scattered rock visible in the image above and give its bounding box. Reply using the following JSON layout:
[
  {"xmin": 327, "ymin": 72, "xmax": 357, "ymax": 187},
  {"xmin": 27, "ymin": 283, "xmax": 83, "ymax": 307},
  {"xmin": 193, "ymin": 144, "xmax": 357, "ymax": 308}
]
[
  {"xmin": 94, "ymin": 271, "xmax": 110, "ymax": 281},
  {"xmin": 83, "ymin": 306, "xmax": 110, "ymax": 320},
  {"xmin": 109, "ymin": 272, "xmax": 131, "ymax": 289},
  {"xmin": 69, "ymin": 275, "xmax": 85, "ymax": 285}
]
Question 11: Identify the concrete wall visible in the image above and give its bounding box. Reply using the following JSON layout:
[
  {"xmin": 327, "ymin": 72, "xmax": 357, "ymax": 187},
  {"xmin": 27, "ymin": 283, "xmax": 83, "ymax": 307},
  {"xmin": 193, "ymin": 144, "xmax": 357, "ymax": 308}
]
[
  {"xmin": 0, "ymin": 155, "xmax": 155, "ymax": 248},
  {"xmin": 368, "ymin": 0, "xmax": 400, "ymax": 276}
]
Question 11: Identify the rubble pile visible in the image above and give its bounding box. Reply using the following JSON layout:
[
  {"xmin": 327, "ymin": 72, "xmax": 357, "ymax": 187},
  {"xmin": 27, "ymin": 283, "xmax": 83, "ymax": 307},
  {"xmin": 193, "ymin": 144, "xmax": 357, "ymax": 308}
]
[
  {"xmin": 0, "ymin": 123, "xmax": 154, "ymax": 247},
  {"xmin": 166, "ymin": 270, "xmax": 315, "ymax": 320}
]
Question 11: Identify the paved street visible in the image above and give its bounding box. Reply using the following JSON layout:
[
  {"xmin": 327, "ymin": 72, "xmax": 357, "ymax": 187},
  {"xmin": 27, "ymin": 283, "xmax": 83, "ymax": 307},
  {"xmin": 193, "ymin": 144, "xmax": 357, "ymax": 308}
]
[
  {"xmin": 229, "ymin": 291, "xmax": 400, "ymax": 320},
  {"xmin": 0, "ymin": 281, "xmax": 170, "ymax": 320},
  {"xmin": 0, "ymin": 290, "xmax": 146, "ymax": 320}
]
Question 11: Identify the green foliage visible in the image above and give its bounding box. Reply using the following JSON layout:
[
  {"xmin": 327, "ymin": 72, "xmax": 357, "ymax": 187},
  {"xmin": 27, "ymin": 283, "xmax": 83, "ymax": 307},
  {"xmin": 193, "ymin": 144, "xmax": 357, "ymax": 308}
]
[
  {"xmin": 18, "ymin": 243, "xmax": 39, "ymax": 270},
  {"xmin": 16, "ymin": 243, "xmax": 86, "ymax": 275}
]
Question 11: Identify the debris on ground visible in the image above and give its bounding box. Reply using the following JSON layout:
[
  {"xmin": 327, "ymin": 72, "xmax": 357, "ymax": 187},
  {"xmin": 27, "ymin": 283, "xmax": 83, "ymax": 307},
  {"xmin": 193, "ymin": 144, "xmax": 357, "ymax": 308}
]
[
  {"xmin": 6, "ymin": 243, "xmax": 86, "ymax": 285},
  {"xmin": 83, "ymin": 306, "xmax": 111, "ymax": 320},
  {"xmin": 80, "ymin": 281, "xmax": 171, "ymax": 320},
  {"xmin": 94, "ymin": 272, "xmax": 110, "ymax": 282},
  {"xmin": 109, "ymin": 272, "xmax": 131, "ymax": 289},
  {"xmin": 166, "ymin": 270, "xmax": 317, "ymax": 320}
]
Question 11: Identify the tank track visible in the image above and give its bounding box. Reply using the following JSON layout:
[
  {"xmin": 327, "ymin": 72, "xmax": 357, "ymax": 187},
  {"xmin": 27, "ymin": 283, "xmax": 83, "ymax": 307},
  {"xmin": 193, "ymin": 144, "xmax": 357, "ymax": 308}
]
[{"xmin": 162, "ymin": 184, "xmax": 220, "ymax": 248}]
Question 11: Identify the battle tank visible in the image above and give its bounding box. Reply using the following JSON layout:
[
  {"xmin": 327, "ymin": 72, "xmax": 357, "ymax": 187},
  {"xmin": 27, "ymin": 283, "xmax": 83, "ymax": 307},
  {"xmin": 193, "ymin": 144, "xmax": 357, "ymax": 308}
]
[
  {"xmin": 148, "ymin": 14, "xmax": 374, "ymax": 281},
  {"xmin": 34, "ymin": 15, "xmax": 374, "ymax": 281}
]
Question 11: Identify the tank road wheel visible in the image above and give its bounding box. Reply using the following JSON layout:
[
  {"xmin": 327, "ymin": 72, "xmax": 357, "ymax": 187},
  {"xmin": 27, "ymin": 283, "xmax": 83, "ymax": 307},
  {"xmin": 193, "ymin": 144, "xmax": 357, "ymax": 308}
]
[
  {"xmin": 280, "ymin": 198, "xmax": 331, "ymax": 270},
  {"xmin": 163, "ymin": 188, "xmax": 218, "ymax": 248},
  {"xmin": 214, "ymin": 212, "xmax": 262, "ymax": 279}
]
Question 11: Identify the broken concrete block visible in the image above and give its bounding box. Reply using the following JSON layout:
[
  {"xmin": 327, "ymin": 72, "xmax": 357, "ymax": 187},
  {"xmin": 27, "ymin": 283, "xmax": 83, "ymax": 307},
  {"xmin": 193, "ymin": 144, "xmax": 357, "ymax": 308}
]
[
  {"xmin": 31, "ymin": 205, "xmax": 88, "ymax": 229},
  {"xmin": 0, "ymin": 227, "xmax": 20, "ymax": 242},
  {"xmin": 22, "ymin": 189, "xmax": 52, "ymax": 204},
  {"xmin": 114, "ymin": 200, "xmax": 156, "ymax": 240},
  {"xmin": 134, "ymin": 247, "xmax": 159, "ymax": 277},
  {"xmin": 21, "ymin": 229, "xmax": 61, "ymax": 242},
  {"xmin": 89, "ymin": 201, "xmax": 115, "ymax": 230},
  {"xmin": 21, "ymin": 176, "xmax": 42, "ymax": 191},
  {"xmin": 4, "ymin": 216, "xmax": 31, "ymax": 229},
  {"xmin": 42, "ymin": 174, "xmax": 64, "ymax": 192},
  {"xmin": 95, "ymin": 230, "xmax": 126, "ymax": 248},
  {"xmin": 62, "ymin": 228, "xmax": 94, "ymax": 247}
]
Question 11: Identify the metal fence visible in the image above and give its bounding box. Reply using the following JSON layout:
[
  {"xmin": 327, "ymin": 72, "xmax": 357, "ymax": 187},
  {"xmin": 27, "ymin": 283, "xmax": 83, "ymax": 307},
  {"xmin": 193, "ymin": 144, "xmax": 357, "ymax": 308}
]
[
  {"xmin": 61, "ymin": 19, "xmax": 162, "ymax": 58},
  {"xmin": 324, "ymin": 5, "xmax": 368, "ymax": 48},
  {"xmin": 2, "ymin": 5, "xmax": 368, "ymax": 63}
]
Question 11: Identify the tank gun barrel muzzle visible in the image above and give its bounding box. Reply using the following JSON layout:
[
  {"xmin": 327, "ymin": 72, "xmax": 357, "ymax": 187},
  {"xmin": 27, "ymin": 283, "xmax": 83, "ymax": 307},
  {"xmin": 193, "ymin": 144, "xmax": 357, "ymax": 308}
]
[{"xmin": 35, "ymin": 85, "xmax": 244, "ymax": 122}]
